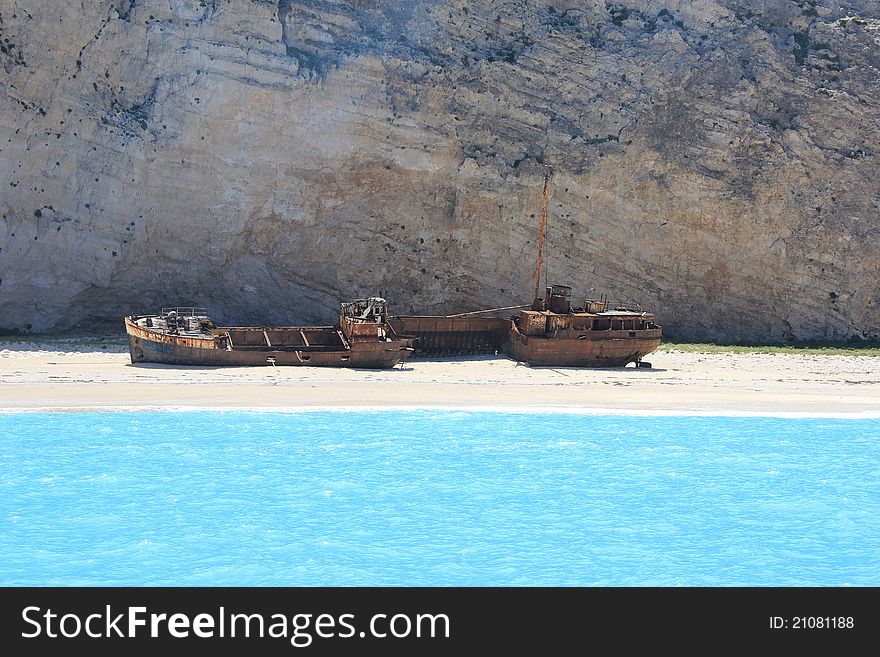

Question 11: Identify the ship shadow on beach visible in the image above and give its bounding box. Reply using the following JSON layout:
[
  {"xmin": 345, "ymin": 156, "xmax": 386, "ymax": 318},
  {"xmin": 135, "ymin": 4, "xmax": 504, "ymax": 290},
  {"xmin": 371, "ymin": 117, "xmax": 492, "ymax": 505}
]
[
  {"xmin": 516, "ymin": 364, "xmax": 669, "ymax": 375},
  {"xmin": 408, "ymin": 353, "xmax": 667, "ymax": 373},
  {"xmin": 126, "ymin": 362, "xmax": 419, "ymax": 373}
]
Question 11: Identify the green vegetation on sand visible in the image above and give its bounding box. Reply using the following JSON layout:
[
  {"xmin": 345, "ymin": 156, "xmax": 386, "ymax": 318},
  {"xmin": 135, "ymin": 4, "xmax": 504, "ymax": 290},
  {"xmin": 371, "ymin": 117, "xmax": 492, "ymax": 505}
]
[{"xmin": 658, "ymin": 342, "xmax": 880, "ymax": 357}]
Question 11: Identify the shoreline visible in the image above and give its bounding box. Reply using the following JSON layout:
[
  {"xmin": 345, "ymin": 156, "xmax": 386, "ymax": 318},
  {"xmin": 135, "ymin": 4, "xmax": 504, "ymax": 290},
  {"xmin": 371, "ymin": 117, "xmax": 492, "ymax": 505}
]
[
  {"xmin": 2, "ymin": 342, "xmax": 879, "ymax": 416},
  {"xmin": 3, "ymin": 405, "xmax": 880, "ymax": 419}
]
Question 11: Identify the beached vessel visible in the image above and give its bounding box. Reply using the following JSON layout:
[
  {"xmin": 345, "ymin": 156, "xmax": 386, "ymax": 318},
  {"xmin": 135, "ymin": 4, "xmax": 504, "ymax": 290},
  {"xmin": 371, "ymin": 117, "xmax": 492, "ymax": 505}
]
[
  {"xmin": 389, "ymin": 285, "xmax": 661, "ymax": 367},
  {"xmin": 125, "ymin": 175, "xmax": 658, "ymax": 369},
  {"xmin": 124, "ymin": 297, "xmax": 414, "ymax": 368},
  {"xmin": 507, "ymin": 284, "xmax": 661, "ymax": 367},
  {"xmin": 389, "ymin": 174, "xmax": 662, "ymax": 367}
]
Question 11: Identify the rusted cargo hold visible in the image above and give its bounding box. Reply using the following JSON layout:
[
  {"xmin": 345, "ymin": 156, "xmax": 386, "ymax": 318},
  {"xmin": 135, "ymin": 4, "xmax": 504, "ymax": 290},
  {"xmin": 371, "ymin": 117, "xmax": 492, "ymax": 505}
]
[
  {"xmin": 124, "ymin": 298, "xmax": 413, "ymax": 368},
  {"xmin": 387, "ymin": 316, "xmax": 510, "ymax": 356}
]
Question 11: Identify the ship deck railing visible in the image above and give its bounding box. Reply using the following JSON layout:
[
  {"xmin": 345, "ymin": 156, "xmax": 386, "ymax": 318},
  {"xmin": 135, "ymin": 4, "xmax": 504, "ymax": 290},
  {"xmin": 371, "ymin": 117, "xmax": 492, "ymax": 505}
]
[{"xmin": 160, "ymin": 306, "xmax": 210, "ymax": 318}]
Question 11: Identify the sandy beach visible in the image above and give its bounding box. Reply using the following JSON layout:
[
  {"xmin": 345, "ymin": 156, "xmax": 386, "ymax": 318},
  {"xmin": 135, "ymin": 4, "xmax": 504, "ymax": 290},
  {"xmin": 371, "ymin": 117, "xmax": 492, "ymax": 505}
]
[{"xmin": 1, "ymin": 339, "xmax": 878, "ymax": 415}]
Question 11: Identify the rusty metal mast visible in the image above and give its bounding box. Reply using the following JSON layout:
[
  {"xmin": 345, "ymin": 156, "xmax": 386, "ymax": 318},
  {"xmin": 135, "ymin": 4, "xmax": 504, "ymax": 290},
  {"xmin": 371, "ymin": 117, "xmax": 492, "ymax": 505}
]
[{"xmin": 533, "ymin": 172, "xmax": 550, "ymax": 300}]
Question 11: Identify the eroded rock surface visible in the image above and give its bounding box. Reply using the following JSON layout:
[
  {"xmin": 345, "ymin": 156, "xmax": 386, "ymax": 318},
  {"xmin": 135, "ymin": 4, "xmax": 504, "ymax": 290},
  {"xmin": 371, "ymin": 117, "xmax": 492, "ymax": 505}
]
[{"xmin": 1, "ymin": 0, "xmax": 878, "ymax": 341}]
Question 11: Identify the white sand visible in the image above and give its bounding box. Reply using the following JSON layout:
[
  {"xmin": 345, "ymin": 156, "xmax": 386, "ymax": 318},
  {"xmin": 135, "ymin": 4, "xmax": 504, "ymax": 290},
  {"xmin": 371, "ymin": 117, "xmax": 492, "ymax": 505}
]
[{"xmin": 1, "ymin": 341, "xmax": 878, "ymax": 415}]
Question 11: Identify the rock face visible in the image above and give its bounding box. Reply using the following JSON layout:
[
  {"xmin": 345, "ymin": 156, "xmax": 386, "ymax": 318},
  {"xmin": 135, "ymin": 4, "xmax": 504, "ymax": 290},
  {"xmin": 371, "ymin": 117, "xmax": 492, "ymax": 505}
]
[{"xmin": 1, "ymin": 0, "xmax": 879, "ymax": 341}]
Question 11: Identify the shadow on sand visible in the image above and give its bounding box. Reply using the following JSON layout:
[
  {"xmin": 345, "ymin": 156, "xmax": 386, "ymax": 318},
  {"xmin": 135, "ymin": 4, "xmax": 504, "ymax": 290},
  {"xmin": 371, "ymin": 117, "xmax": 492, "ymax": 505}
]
[
  {"xmin": 126, "ymin": 362, "xmax": 419, "ymax": 373},
  {"xmin": 407, "ymin": 353, "xmax": 668, "ymax": 373}
]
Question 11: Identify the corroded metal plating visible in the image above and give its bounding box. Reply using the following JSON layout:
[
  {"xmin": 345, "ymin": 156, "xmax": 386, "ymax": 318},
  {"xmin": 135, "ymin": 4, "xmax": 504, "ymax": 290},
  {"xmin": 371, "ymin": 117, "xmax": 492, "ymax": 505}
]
[{"xmin": 124, "ymin": 299, "xmax": 414, "ymax": 369}]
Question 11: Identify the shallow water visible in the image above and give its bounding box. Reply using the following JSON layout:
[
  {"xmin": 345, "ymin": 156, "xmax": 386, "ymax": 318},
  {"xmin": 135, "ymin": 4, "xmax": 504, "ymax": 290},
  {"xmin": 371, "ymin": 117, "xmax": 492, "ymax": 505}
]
[{"xmin": 2, "ymin": 410, "xmax": 878, "ymax": 586}]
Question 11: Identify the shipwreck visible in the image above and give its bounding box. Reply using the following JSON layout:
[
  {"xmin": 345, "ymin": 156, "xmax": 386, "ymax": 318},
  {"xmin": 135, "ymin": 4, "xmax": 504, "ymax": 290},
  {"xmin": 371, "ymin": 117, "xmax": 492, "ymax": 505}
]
[{"xmin": 124, "ymin": 297, "xmax": 414, "ymax": 369}]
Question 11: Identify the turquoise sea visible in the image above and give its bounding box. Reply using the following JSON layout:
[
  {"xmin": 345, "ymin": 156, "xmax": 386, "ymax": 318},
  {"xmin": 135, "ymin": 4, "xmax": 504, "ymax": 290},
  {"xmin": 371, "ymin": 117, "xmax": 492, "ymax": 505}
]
[{"xmin": 1, "ymin": 410, "xmax": 878, "ymax": 586}]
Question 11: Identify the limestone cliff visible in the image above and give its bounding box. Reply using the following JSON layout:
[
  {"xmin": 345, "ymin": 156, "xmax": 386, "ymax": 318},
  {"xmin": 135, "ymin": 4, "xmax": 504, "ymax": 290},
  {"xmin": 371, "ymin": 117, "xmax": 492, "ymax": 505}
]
[{"xmin": 1, "ymin": 0, "xmax": 879, "ymax": 341}]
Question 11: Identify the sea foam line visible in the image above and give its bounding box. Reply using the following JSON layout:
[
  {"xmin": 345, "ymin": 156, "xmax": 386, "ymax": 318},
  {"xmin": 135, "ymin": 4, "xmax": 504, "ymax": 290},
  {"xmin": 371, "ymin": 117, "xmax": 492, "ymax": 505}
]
[{"xmin": 2, "ymin": 404, "xmax": 880, "ymax": 419}]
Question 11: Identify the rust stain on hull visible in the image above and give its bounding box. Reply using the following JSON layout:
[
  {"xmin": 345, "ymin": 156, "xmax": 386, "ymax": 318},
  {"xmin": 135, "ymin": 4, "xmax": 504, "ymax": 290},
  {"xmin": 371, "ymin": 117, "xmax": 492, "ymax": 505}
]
[{"xmin": 506, "ymin": 326, "xmax": 662, "ymax": 367}]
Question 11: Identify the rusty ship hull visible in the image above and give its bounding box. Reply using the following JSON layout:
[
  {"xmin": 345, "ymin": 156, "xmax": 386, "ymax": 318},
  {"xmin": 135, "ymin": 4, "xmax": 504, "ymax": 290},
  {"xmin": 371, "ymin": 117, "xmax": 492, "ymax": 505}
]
[
  {"xmin": 125, "ymin": 299, "xmax": 413, "ymax": 369},
  {"xmin": 507, "ymin": 324, "xmax": 662, "ymax": 367},
  {"xmin": 389, "ymin": 285, "xmax": 662, "ymax": 367},
  {"xmin": 504, "ymin": 286, "xmax": 662, "ymax": 367},
  {"xmin": 388, "ymin": 314, "xmax": 661, "ymax": 367}
]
